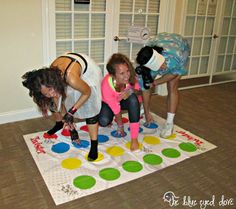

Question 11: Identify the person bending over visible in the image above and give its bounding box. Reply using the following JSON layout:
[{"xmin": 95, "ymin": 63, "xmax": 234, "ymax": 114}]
[
  {"xmin": 136, "ymin": 32, "xmax": 190, "ymax": 138},
  {"xmin": 22, "ymin": 52, "xmax": 102, "ymax": 161}
]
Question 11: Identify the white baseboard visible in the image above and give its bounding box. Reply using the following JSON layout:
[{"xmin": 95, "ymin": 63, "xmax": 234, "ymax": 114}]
[{"xmin": 0, "ymin": 108, "xmax": 42, "ymax": 125}]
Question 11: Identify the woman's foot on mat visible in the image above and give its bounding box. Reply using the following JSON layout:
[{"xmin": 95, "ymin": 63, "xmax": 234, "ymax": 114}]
[
  {"xmin": 130, "ymin": 139, "xmax": 140, "ymax": 151},
  {"xmin": 160, "ymin": 123, "xmax": 173, "ymax": 138},
  {"xmin": 88, "ymin": 140, "xmax": 98, "ymax": 161}
]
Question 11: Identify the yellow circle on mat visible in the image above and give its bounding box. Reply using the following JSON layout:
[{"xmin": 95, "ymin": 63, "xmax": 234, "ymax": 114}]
[
  {"xmin": 61, "ymin": 158, "xmax": 82, "ymax": 170},
  {"xmin": 125, "ymin": 142, "xmax": 143, "ymax": 149},
  {"xmin": 143, "ymin": 136, "xmax": 160, "ymax": 145},
  {"xmin": 164, "ymin": 134, "xmax": 176, "ymax": 140},
  {"xmin": 106, "ymin": 146, "xmax": 125, "ymax": 157},
  {"xmin": 85, "ymin": 152, "xmax": 104, "ymax": 162}
]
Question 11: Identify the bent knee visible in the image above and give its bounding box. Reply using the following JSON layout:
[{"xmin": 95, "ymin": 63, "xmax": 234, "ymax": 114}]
[
  {"xmin": 128, "ymin": 94, "xmax": 139, "ymax": 106},
  {"xmin": 98, "ymin": 117, "xmax": 111, "ymax": 127},
  {"xmin": 86, "ymin": 115, "xmax": 99, "ymax": 124}
]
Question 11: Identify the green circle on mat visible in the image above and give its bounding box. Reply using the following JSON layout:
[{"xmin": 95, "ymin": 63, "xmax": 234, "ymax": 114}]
[
  {"xmin": 162, "ymin": 148, "xmax": 181, "ymax": 158},
  {"xmin": 99, "ymin": 168, "xmax": 121, "ymax": 181},
  {"xmin": 73, "ymin": 175, "xmax": 96, "ymax": 189},
  {"xmin": 122, "ymin": 161, "xmax": 143, "ymax": 172},
  {"xmin": 143, "ymin": 154, "xmax": 163, "ymax": 165},
  {"xmin": 179, "ymin": 142, "xmax": 197, "ymax": 152}
]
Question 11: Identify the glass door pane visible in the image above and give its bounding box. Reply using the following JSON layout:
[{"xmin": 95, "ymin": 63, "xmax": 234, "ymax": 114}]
[
  {"xmin": 117, "ymin": 0, "xmax": 161, "ymax": 61},
  {"xmin": 214, "ymin": 0, "xmax": 236, "ymax": 74},
  {"xmin": 184, "ymin": 0, "xmax": 218, "ymax": 77},
  {"xmin": 55, "ymin": 0, "xmax": 107, "ymax": 73}
]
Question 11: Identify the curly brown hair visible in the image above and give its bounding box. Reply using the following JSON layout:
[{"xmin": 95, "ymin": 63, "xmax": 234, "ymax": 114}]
[
  {"xmin": 106, "ymin": 53, "xmax": 136, "ymax": 86},
  {"xmin": 22, "ymin": 67, "xmax": 66, "ymax": 113}
]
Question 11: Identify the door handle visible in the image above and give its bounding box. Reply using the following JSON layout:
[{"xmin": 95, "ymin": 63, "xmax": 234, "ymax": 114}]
[{"xmin": 113, "ymin": 36, "xmax": 121, "ymax": 41}]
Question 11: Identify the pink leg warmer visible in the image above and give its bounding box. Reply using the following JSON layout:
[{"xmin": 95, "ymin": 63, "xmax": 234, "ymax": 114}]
[{"xmin": 129, "ymin": 122, "xmax": 139, "ymax": 139}]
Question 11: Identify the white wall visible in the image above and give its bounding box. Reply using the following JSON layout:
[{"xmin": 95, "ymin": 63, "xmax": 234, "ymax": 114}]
[{"xmin": 0, "ymin": 0, "xmax": 43, "ymax": 124}]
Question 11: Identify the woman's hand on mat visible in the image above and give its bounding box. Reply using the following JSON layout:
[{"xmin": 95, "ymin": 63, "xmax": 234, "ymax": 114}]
[
  {"xmin": 145, "ymin": 113, "xmax": 154, "ymax": 125},
  {"xmin": 116, "ymin": 124, "xmax": 125, "ymax": 137},
  {"xmin": 113, "ymin": 130, "xmax": 126, "ymax": 137}
]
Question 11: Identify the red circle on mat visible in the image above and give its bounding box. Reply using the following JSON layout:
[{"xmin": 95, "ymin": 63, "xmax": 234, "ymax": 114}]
[
  {"xmin": 43, "ymin": 132, "xmax": 58, "ymax": 139},
  {"xmin": 61, "ymin": 129, "xmax": 70, "ymax": 136},
  {"xmin": 114, "ymin": 117, "xmax": 129, "ymax": 123},
  {"xmin": 80, "ymin": 125, "xmax": 89, "ymax": 132}
]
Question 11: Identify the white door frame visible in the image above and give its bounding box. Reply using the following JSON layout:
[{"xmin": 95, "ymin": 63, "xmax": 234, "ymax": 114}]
[{"xmin": 42, "ymin": 0, "xmax": 56, "ymax": 66}]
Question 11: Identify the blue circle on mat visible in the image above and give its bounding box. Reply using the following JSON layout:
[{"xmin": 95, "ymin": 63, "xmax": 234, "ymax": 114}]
[
  {"xmin": 111, "ymin": 130, "xmax": 127, "ymax": 138},
  {"xmin": 51, "ymin": 142, "xmax": 70, "ymax": 153},
  {"xmin": 128, "ymin": 127, "xmax": 143, "ymax": 133},
  {"xmin": 72, "ymin": 140, "xmax": 90, "ymax": 148},
  {"xmin": 143, "ymin": 123, "xmax": 158, "ymax": 129},
  {"xmin": 98, "ymin": 134, "xmax": 109, "ymax": 143}
]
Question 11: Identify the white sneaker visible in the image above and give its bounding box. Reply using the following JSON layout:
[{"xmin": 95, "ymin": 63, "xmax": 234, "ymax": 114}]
[{"xmin": 160, "ymin": 123, "xmax": 173, "ymax": 138}]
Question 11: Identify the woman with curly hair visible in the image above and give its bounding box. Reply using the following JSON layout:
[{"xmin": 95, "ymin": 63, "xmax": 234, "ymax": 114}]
[
  {"xmin": 22, "ymin": 52, "xmax": 102, "ymax": 161},
  {"xmin": 98, "ymin": 53, "xmax": 141, "ymax": 151}
]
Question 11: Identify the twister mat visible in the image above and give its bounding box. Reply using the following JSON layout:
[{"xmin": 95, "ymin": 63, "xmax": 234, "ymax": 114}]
[{"xmin": 23, "ymin": 114, "xmax": 216, "ymax": 205}]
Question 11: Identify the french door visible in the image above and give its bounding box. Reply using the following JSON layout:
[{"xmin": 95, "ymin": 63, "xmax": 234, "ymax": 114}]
[
  {"xmin": 43, "ymin": 0, "xmax": 235, "ymax": 89},
  {"xmin": 43, "ymin": 0, "xmax": 162, "ymax": 75},
  {"xmin": 107, "ymin": 0, "xmax": 161, "ymax": 63},
  {"xmin": 179, "ymin": 0, "xmax": 236, "ymax": 88},
  {"xmin": 43, "ymin": 0, "xmax": 107, "ymax": 73}
]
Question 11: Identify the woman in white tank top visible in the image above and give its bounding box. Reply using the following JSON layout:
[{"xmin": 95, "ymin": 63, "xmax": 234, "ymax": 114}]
[{"xmin": 22, "ymin": 52, "xmax": 102, "ymax": 161}]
